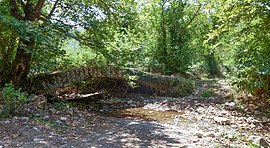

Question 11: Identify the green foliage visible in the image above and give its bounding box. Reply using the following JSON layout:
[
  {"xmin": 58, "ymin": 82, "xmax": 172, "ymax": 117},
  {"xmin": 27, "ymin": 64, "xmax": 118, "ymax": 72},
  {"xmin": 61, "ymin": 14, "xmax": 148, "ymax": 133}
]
[
  {"xmin": 68, "ymin": 0, "xmax": 143, "ymax": 69},
  {"xmin": 0, "ymin": 83, "xmax": 29, "ymax": 118},
  {"xmin": 0, "ymin": 0, "xmax": 71, "ymax": 86},
  {"xmin": 0, "ymin": 0, "xmax": 269, "ymax": 108},
  {"xmin": 55, "ymin": 39, "xmax": 103, "ymax": 70},
  {"xmin": 247, "ymin": 143, "xmax": 260, "ymax": 148},
  {"xmin": 187, "ymin": 62, "xmax": 208, "ymax": 79},
  {"xmin": 174, "ymin": 78, "xmax": 195, "ymax": 97},
  {"xmin": 52, "ymin": 100, "xmax": 71, "ymax": 111},
  {"xmin": 139, "ymin": 0, "xmax": 202, "ymax": 75},
  {"xmin": 208, "ymin": 0, "xmax": 270, "ymax": 101},
  {"xmin": 220, "ymin": 131, "xmax": 239, "ymax": 141},
  {"xmin": 105, "ymin": 29, "xmax": 143, "ymax": 67},
  {"xmin": 201, "ymin": 89, "xmax": 215, "ymax": 98},
  {"xmin": 124, "ymin": 74, "xmax": 139, "ymax": 88}
]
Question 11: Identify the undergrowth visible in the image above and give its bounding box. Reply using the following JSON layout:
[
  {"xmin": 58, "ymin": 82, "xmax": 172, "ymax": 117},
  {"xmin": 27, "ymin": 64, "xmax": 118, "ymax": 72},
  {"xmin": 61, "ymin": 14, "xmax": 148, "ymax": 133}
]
[{"xmin": 0, "ymin": 83, "xmax": 29, "ymax": 118}]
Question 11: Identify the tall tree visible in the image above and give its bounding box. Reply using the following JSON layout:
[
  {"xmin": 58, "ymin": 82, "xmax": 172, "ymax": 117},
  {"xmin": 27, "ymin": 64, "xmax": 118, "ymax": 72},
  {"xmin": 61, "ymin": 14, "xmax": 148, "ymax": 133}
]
[
  {"xmin": 210, "ymin": 0, "xmax": 270, "ymax": 96},
  {"xmin": 140, "ymin": 0, "xmax": 202, "ymax": 75},
  {"xmin": 0, "ymin": 0, "xmax": 141, "ymax": 90},
  {"xmin": 0, "ymin": 0, "xmax": 68, "ymax": 89}
]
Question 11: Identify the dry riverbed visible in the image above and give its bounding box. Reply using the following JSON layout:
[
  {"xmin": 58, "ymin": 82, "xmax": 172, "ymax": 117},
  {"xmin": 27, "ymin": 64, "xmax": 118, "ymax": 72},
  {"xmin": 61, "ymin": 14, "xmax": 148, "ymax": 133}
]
[{"xmin": 0, "ymin": 80, "xmax": 269, "ymax": 147}]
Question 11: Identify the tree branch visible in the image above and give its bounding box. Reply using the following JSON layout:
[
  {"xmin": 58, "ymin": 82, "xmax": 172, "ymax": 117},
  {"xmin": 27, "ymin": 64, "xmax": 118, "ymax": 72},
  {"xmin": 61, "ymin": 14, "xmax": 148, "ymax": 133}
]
[
  {"xmin": 99, "ymin": 0, "xmax": 120, "ymax": 26},
  {"xmin": 9, "ymin": 0, "xmax": 24, "ymax": 20},
  {"xmin": 47, "ymin": 0, "xmax": 59, "ymax": 19},
  {"xmin": 179, "ymin": 5, "xmax": 201, "ymax": 33},
  {"xmin": 0, "ymin": 34, "xmax": 6, "ymax": 55},
  {"xmin": 17, "ymin": 0, "xmax": 26, "ymax": 9},
  {"xmin": 35, "ymin": 0, "xmax": 45, "ymax": 15}
]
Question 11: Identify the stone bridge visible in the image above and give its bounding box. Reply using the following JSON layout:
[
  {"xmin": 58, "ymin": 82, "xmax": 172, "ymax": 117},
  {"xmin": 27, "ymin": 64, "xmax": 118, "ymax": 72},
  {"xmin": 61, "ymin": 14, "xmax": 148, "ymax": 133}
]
[{"xmin": 28, "ymin": 66, "xmax": 194, "ymax": 96}]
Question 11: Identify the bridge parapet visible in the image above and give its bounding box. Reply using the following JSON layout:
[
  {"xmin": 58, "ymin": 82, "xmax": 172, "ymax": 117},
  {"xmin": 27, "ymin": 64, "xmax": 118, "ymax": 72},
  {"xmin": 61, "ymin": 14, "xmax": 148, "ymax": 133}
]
[
  {"xmin": 28, "ymin": 66, "xmax": 122, "ymax": 93},
  {"xmin": 28, "ymin": 66, "xmax": 194, "ymax": 97}
]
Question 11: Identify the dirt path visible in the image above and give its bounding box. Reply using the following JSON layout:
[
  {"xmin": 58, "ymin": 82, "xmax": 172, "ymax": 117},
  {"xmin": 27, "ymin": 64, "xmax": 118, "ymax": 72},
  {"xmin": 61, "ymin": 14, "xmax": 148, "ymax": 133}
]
[{"xmin": 0, "ymin": 79, "xmax": 269, "ymax": 147}]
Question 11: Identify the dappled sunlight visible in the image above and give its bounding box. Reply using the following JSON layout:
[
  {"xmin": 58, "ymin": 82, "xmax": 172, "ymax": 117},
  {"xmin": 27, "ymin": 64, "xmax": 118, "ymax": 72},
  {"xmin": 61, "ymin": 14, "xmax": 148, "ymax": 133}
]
[
  {"xmin": 0, "ymin": 79, "xmax": 269, "ymax": 147},
  {"xmin": 1, "ymin": 0, "xmax": 270, "ymax": 147}
]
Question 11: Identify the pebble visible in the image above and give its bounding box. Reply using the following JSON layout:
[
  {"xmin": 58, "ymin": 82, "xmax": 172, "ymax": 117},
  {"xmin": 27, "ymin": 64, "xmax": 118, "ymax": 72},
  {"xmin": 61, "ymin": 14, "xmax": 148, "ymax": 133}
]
[
  {"xmin": 224, "ymin": 102, "xmax": 236, "ymax": 110},
  {"xmin": 196, "ymin": 115, "xmax": 203, "ymax": 120},
  {"xmin": 33, "ymin": 127, "xmax": 39, "ymax": 131},
  {"xmin": 262, "ymin": 116, "xmax": 269, "ymax": 122},
  {"xmin": 226, "ymin": 133, "xmax": 237, "ymax": 140},
  {"xmin": 192, "ymin": 137, "xmax": 200, "ymax": 143},
  {"xmin": 249, "ymin": 135, "xmax": 270, "ymax": 147},
  {"xmin": 32, "ymin": 95, "xmax": 47, "ymax": 109},
  {"xmin": 66, "ymin": 108, "xmax": 74, "ymax": 115},
  {"xmin": 230, "ymin": 124, "xmax": 238, "ymax": 128},
  {"xmin": 33, "ymin": 137, "xmax": 44, "ymax": 142},
  {"xmin": 246, "ymin": 117, "xmax": 258, "ymax": 123},
  {"xmin": 49, "ymin": 108, "xmax": 57, "ymax": 114},
  {"xmin": 194, "ymin": 132, "xmax": 203, "ymax": 138},
  {"xmin": 60, "ymin": 117, "xmax": 67, "ymax": 121},
  {"xmin": 204, "ymin": 132, "xmax": 216, "ymax": 138},
  {"xmin": 214, "ymin": 117, "xmax": 230, "ymax": 125},
  {"xmin": 144, "ymin": 100, "xmax": 149, "ymax": 103},
  {"xmin": 196, "ymin": 107, "xmax": 204, "ymax": 113},
  {"xmin": 21, "ymin": 117, "xmax": 29, "ymax": 121},
  {"xmin": 43, "ymin": 115, "xmax": 50, "ymax": 120},
  {"xmin": 3, "ymin": 121, "xmax": 10, "ymax": 124},
  {"xmin": 55, "ymin": 120, "xmax": 63, "ymax": 124}
]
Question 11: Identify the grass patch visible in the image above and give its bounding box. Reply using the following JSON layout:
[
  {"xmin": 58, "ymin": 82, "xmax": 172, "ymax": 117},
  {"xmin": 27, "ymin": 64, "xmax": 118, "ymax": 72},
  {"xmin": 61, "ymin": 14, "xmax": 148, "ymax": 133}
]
[{"xmin": 201, "ymin": 89, "xmax": 215, "ymax": 98}]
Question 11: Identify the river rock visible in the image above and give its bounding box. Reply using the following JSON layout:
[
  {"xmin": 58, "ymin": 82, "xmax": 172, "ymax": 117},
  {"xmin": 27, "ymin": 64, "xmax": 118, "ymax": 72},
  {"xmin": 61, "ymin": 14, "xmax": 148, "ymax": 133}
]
[
  {"xmin": 224, "ymin": 102, "xmax": 236, "ymax": 110},
  {"xmin": 66, "ymin": 108, "xmax": 74, "ymax": 115},
  {"xmin": 43, "ymin": 115, "xmax": 50, "ymax": 120},
  {"xmin": 262, "ymin": 116, "xmax": 269, "ymax": 123},
  {"xmin": 33, "ymin": 127, "xmax": 39, "ymax": 131},
  {"xmin": 249, "ymin": 135, "xmax": 270, "ymax": 147},
  {"xmin": 33, "ymin": 137, "xmax": 44, "ymax": 142},
  {"xmin": 19, "ymin": 117, "xmax": 29, "ymax": 121},
  {"xmin": 127, "ymin": 100, "xmax": 133, "ymax": 104},
  {"xmin": 214, "ymin": 117, "xmax": 230, "ymax": 125},
  {"xmin": 32, "ymin": 95, "xmax": 47, "ymax": 109},
  {"xmin": 194, "ymin": 132, "xmax": 203, "ymax": 138},
  {"xmin": 55, "ymin": 120, "xmax": 63, "ymax": 124},
  {"xmin": 60, "ymin": 117, "xmax": 67, "ymax": 121},
  {"xmin": 49, "ymin": 108, "xmax": 57, "ymax": 114},
  {"xmin": 204, "ymin": 132, "xmax": 216, "ymax": 138}
]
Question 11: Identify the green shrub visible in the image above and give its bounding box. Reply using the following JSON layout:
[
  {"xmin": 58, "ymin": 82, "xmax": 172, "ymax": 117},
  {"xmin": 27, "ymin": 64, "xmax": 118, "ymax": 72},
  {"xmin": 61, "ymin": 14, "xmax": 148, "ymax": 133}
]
[
  {"xmin": 201, "ymin": 89, "xmax": 215, "ymax": 98},
  {"xmin": 0, "ymin": 83, "xmax": 29, "ymax": 118}
]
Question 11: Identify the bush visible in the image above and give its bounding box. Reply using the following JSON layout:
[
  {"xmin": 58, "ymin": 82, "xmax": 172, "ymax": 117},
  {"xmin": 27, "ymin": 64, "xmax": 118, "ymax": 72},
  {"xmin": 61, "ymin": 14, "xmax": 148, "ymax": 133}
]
[{"xmin": 0, "ymin": 83, "xmax": 29, "ymax": 118}]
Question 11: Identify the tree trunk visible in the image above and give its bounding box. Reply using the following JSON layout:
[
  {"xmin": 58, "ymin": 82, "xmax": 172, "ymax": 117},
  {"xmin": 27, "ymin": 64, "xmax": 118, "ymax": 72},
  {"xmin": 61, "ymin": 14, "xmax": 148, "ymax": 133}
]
[
  {"xmin": 0, "ymin": 58, "xmax": 12, "ymax": 87},
  {"xmin": 11, "ymin": 39, "xmax": 34, "ymax": 90},
  {"xmin": 4, "ymin": 0, "xmax": 48, "ymax": 89}
]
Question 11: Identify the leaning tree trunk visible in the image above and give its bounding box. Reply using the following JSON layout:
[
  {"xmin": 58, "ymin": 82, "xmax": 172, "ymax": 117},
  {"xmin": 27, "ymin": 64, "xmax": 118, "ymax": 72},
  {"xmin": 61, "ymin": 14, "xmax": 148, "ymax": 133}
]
[
  {"xmin": 7, "ymin": 0, "xmax": 46, "ymax": 89},
  {"xmin": 11, "ymin": 39, "xmax": 33, "ymax": 90}
]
